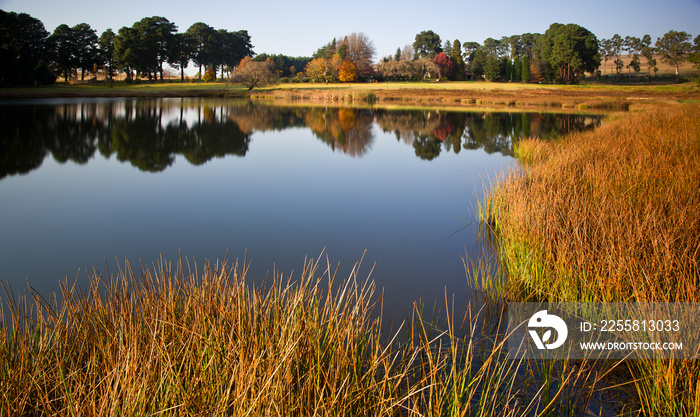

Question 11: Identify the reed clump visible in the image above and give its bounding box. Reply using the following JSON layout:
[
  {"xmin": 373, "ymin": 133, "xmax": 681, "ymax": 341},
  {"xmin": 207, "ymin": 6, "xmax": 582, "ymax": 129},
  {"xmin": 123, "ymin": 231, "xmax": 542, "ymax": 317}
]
[
  {"xmin": 1, "ymin": 254, "xmax": 608, "ymax": 416},
  {"xmin": 482, "ymin": 103, "xmax": 700, "ymax": 413},
  {"xmin": 0, "ymin": 256, "xmax": 409, "ymax": 416},
  {"xmin": 486, "ymin": 104, "xmax": 700, "ymax": 303}
]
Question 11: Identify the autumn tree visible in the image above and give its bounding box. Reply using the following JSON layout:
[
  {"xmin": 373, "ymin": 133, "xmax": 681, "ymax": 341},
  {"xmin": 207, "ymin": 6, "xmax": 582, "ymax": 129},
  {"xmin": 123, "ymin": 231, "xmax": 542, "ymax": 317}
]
[
  {"xmin": 338, "ymin": 59, "xmax": 357, "ymax": 82},
  {"xmin": 419, "ymin": 57, "xmax": 440, "ymax": 80},
  {"xmin": 375, "ymin": 60, "xmax": 422, "ymax": 81},
  {"xmin": 230, "ymin": 56, "xmax": 277, "ymax": 90},
  {"xmin": 327, "ymin": 54, "xmax": 343, "ymax": 81},
  {"xmin": 304, "ymin": 58, "xmax": 328, "ymax": 82},
  {"xmin": 432, "ymin": 52, "xmax": 455, "ymax": 80},
  {"xmin": 344, "ymin": 32, "xmax": 375, "ymax": 79},
  {"xmin": 655, "ymin": 30, "xmax": 692, "ymax": 80},
  {"xmin": 401, "ymin": 44, "xmax": 415, "ymax": 61}
]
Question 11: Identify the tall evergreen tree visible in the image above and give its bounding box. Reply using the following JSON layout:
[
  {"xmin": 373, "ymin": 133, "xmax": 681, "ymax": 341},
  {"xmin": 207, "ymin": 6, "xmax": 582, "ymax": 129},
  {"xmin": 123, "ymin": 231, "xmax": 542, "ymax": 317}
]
[
  {"xmin": 72, "ymin": 23, "xmax": 99, "ymax": 80},
  {"xmin": 168, "ymin": 32, "xmax": 193, "ymax": 80},
  {"xmin": 49, "ymin": 24, "xmax": 77, "ymax": 82},
  {"xmin": 538, "ymin": 23, "xmax": 600, "ymax": 84},
  {"xmin": 450, "ymin": 39, "xmax": 465, "ymax": 80},
  {"xmin": 0, "ymin": 10, "xmax": 50, "ymax": 85},
  {"xmin": 186, "ymin": 22, "xmax": 217, "ymax": 77},
  {"xmin": 521, "ymin": 55, "xmax": 530, "ymax": 82},
  {"xmin": 99, "ymin": 29, "xmax": 116, "ymax": 79}
]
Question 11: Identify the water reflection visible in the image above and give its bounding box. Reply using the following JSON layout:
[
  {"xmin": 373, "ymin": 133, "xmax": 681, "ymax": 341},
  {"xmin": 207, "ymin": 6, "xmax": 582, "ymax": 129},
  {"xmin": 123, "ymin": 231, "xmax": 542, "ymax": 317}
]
[{"xmin": 0, "ymin": 99, "xmax": 602, "ymax": 179}]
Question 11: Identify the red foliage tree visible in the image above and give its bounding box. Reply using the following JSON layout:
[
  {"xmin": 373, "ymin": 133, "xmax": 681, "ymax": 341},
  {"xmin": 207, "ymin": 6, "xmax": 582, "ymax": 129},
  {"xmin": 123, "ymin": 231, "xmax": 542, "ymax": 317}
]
[{"xmin": 432, "ymin": 52, "xmax": 455, "ymax": 81}]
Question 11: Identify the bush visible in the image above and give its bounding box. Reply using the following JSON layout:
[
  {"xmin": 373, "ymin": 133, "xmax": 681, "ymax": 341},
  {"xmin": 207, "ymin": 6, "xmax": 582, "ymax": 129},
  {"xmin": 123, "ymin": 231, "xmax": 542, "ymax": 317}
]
[
  {"xmin": 280, "ymin": 77, "xmax": 290, "ymax": 83},
  {"xmin": 34, "ymin": 62, "xmax": 56, "ymax": 86},
  {"xmin": 202, "ymin": 68, "xmax": 216, "ymax": 83}
]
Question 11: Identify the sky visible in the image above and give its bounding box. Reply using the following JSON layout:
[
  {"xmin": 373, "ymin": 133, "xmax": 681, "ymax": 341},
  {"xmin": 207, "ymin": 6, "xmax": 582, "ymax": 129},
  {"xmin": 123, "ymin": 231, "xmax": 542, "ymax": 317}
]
[{"xmin": 2, "ymin": 0, "xmax": 699, "ymax": 61}]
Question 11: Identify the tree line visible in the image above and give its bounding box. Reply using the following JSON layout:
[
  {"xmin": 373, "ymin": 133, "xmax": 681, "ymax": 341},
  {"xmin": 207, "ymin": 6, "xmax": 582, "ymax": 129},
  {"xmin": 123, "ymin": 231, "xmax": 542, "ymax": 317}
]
[
  {"xmin": 375, "ymin": 25, "xmax": 700, "ymax": 84},
  {"xmin": 1, "ymin": 8, "xmax": 699, "ymax": 87},
  {"xmin": 0, "ymin": 9, "xmax": 253, "ymax": 86}
]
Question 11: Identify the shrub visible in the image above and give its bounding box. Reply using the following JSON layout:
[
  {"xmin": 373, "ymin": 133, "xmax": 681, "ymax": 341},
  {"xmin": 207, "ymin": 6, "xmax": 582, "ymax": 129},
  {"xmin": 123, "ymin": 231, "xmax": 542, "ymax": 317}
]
[
  {"xmin": 34, "ymin": 61, "xmax": 56, "ymax": 85},
  {"xmin": 202, "ymin": 68, "xmax": 216, "ymax": 83}
]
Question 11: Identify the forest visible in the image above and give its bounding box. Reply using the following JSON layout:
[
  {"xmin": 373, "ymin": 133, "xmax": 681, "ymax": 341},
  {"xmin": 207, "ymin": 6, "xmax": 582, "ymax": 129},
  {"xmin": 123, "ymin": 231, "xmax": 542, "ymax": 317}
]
[{"xmin": 1, "ymin": 8, "xmax": 699, "ymax": 87}]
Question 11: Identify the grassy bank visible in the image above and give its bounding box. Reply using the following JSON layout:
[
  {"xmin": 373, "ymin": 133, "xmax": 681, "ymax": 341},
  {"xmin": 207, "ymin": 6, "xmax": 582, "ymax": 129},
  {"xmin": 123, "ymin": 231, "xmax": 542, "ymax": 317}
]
[
  {"xmin": 482, "ymin": 103, "xmax": 700, "ymax": 414},
  {"xmin": 2, "ymin": 80, "xmax": 699, "ymax": 112}
]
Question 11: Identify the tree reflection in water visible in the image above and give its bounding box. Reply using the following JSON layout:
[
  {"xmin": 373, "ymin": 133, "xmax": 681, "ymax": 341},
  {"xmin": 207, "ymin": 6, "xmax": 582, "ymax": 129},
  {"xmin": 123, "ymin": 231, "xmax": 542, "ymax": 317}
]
[{"xmin": 0, "ymin": 99, "xmax": 602, "ymax": 179}]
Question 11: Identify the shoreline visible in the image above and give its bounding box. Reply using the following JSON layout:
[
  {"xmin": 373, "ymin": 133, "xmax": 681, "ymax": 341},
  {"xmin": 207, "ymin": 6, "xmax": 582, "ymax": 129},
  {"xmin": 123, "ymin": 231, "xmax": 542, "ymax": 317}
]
[{"xmin": 1, "ymin": 80, "xmax": 698, "ymax": 111}]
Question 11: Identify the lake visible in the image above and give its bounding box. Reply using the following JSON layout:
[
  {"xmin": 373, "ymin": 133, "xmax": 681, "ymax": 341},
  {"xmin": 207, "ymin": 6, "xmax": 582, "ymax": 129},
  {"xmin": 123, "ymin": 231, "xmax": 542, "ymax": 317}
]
[{"xmin": 0, "ymin": 98, "xmax": 601, "ymax": 327}]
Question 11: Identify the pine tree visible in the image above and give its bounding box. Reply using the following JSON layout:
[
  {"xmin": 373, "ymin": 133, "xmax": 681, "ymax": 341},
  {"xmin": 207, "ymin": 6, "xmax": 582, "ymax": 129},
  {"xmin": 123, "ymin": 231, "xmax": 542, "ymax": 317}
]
[
  {"xmin": 450, "ymin": 39, "xmax": 465, "ymax": 80},
  {"xmin": 514, "ymin": 55, "xmax": 522, "ymax": 82},
  {"xmin": 521, "ymin": 55, "xmax": 530, "ymax": 82}
]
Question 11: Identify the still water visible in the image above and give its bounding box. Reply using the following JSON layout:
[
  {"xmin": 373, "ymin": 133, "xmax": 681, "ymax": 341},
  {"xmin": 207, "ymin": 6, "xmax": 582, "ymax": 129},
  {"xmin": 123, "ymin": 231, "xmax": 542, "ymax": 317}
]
[{"xmin": 0, "ymin": 98, "xmax": 601, "ymax": 326}]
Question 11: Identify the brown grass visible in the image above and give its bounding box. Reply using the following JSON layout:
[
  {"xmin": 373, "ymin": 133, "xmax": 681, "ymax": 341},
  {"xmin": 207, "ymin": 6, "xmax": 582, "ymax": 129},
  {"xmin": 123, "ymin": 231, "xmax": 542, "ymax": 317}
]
[
  {"xmin": 487, "ymin": 103, "xmax": 700, "ymax": 302},
  {"xmin": 1, "ymin": 253, "xmax": 612, "ymax": 416},
  {"xmin": 482, "ymin": 103, "xmax": 700, "ymax": 413}
]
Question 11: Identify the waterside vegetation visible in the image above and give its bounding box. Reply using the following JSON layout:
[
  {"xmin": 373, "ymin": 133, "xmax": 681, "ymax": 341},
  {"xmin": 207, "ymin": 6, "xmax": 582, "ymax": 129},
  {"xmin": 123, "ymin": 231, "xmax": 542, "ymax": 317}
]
[
  {"xmin": 481, "ymin": 103, "xmax": 700, "ymax": 414},
  {"xmin": 1, "ymin": 254, "xmax": 605, "ymax": 416},
  {"xmin": 2, "ymin": 80, "xmax": 699, "ymax": 113}
]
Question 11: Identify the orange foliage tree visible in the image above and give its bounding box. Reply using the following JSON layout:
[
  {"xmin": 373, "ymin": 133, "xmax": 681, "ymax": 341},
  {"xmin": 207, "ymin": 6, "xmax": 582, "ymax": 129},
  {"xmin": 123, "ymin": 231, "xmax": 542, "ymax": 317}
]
[
  {"xmin": 338, "ymin": 59, "xmax": 358, "ymax": 82},
  {"xmin": 304, "ymin": 58, "xmax": 328, "ymax": 82},
  {"xmin": 230, "ymin": 57, "xmax": 277, "ymax": 90}
]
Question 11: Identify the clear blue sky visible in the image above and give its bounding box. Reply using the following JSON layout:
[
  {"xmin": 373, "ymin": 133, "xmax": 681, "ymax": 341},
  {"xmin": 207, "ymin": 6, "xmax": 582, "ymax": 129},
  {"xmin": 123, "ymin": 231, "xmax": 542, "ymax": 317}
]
[{"xmin": 2, "ymin": 0, "xmax": 698, "ymax": 60}]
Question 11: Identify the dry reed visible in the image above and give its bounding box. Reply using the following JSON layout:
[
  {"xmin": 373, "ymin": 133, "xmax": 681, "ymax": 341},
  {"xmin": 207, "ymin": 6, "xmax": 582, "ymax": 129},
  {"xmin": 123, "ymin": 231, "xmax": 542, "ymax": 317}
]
[
  {"xmin": 483, "ymin": 103, "xmax": 700, "ymax": 414},
  {"xmin": 1, "ymin": 252, "xmax": 606, "ymax": 416}
]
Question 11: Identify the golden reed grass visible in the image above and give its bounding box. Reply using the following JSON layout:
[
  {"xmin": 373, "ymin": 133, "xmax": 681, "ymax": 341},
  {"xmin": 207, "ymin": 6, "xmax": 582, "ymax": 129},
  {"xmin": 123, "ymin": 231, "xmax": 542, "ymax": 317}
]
[
  {"xmin": 1, "ymin": 253, "xmax": 607, "ymax": 416},
  {"xmin": 1, "ymin": 256, "xmax": 410, "ymax": 415},
  {"xmin": 484, "ymin": 103, "xmax": 700, "ymax": 414}
]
